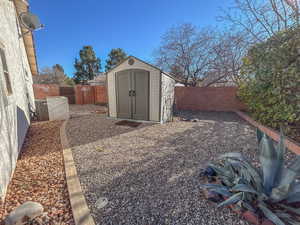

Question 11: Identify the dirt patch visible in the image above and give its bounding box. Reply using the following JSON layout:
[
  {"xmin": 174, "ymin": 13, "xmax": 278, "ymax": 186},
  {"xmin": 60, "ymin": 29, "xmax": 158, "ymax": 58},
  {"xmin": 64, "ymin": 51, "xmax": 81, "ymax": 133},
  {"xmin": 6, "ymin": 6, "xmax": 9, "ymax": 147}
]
[
  {"xmin": 0, "ymin": 121, "xmax": 75, "ymax": 225},
  {"xmin": 69, "ymin": 104, "xmax": 106, "ymax": 115},
  {"xmin": 66, "ymin": 114, "xmax": 153, "ymax": 147}
]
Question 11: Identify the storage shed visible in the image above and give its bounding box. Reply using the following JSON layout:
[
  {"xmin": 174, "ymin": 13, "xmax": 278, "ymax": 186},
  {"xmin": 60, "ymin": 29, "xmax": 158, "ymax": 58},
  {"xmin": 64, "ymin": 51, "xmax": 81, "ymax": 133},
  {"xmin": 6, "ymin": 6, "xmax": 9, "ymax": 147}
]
[{"xmin": 107, "ymin": 56, "xmax": 175, "ymax": 123}]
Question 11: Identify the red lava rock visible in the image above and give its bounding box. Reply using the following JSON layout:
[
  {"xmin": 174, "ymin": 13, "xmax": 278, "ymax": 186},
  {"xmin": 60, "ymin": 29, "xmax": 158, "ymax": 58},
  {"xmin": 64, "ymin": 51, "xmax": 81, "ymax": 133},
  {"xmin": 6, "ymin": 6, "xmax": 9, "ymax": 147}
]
[
  {"xmin": 228, "ymin": 204, "xmax": 243, "ymax": 214},
  {"xmin": 261, "ymin": 219, "xmax": 275, "ymax": 225},
  {"xmin": 0, "ymin": 121, "xmax": 75, "ymax": 225},
  {"xmin": 242, "ymin": 210, "xmax": 260, "ymax": 225}
]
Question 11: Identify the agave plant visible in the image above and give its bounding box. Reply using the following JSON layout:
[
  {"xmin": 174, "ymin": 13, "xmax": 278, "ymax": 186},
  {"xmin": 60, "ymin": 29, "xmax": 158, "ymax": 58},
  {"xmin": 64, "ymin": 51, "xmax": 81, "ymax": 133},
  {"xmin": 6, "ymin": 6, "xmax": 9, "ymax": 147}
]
[{"xmin": 201, "ymin": 129, "xmax": 300, "ymax": 225}]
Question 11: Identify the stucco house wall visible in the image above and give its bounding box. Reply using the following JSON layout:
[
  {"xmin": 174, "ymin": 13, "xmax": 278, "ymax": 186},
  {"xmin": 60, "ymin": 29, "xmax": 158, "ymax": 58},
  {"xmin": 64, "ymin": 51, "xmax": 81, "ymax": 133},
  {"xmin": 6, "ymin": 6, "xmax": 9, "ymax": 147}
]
[{"xmin": 0, "ymin": 0, "xmax": 35, "ymax": 201}]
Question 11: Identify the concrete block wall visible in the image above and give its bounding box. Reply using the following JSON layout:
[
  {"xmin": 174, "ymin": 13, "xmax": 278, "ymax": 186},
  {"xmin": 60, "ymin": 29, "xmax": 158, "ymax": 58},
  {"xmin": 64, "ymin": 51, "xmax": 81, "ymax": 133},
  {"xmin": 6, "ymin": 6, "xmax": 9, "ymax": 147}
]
[
  {"xmin": 33, "ymin": 84, "xmax": 60, "ymax": 99},
  {"xmin": 175, "ymin": 87, "xmax": 246, "ymax": 111}
]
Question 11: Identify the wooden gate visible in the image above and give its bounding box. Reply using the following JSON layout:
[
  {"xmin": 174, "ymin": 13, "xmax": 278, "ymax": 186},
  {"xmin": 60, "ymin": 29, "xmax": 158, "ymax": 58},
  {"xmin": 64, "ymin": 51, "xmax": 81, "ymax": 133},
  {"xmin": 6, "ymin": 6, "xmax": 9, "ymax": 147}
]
[{"xmin": 59, "ymin": 87, "xmax": 75, "ymax": 104}]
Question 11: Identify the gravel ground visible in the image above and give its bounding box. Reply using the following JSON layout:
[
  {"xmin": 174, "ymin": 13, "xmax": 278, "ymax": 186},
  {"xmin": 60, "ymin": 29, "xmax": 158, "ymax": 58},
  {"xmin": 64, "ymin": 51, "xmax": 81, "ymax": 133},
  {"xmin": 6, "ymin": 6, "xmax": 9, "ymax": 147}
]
[
  {"xmin": 66, "ymin": 111, "xmax": 297, "ymax": 225},
  {"xmin": 69, "ymin": 104, "xmax": 107, "ymax": 117},
  {"xmin": 0, "ymin": 121, "xmax": 75, "ymax": 225}
]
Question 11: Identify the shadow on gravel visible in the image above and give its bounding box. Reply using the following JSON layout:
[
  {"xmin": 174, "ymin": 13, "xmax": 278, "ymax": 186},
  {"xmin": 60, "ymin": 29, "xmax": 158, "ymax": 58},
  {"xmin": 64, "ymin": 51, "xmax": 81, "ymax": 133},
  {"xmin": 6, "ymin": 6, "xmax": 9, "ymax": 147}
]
[
  {"xmin": 76, "ymin": 113, "xmax": 256, "ymax": 225},
  {"xmin": 66, "ymin": 115, "xmax": 155, "ymax": 148}
]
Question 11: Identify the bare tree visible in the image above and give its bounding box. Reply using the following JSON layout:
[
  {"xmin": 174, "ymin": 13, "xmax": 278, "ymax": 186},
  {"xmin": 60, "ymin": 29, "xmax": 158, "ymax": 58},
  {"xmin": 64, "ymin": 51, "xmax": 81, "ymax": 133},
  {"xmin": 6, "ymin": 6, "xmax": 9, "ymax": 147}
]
[
  {"xmin": 203, "ymin": 31, "xmax": 248, "ymax": 86},
  {"xmin": 220, "ymin": 0, "xmax": 300, "ymax": 43},
  {"xmin": 33, "ymin": 64, "xmax": 74, "ymax": 86},
  {"xmin": 155, "ymin": 23, "xmax": 216, "ymax": 86}
]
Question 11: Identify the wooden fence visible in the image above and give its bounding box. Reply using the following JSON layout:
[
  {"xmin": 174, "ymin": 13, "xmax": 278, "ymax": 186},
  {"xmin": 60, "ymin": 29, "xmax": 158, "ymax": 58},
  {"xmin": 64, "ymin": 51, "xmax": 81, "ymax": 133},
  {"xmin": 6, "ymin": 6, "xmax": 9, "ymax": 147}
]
[{"xmin": 74, "ymin": 85, "xmax": 107, "ymax": 105}]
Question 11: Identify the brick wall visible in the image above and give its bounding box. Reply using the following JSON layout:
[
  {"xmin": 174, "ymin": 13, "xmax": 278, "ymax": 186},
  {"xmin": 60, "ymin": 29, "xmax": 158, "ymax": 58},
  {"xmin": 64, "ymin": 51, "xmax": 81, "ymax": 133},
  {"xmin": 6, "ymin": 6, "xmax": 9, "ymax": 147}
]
[
  {"xmin": 33, "ymin": 84, "xmax": 60, "ymax": 99},
  {"xmin": 175, "ymin": 87, "xmax": 246, "ymax": 111}
]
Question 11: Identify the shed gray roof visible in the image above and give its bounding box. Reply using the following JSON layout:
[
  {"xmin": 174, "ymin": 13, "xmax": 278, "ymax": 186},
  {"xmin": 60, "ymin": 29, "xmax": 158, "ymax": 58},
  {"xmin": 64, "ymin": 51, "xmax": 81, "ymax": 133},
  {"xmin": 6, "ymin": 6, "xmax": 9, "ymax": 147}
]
[{"xmin": 105, "ymin": 56, "xmax": 176, "ymax": 81}]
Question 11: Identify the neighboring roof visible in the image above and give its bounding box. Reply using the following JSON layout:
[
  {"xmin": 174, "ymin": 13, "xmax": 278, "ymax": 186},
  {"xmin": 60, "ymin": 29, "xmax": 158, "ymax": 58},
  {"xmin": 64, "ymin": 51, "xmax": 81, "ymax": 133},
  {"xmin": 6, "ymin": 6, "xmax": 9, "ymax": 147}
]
[
  {"xmin": 105, "ymin": 55, "xmax": 176, "ymax": 81},
  {"xmin": 88, "ymin": 74, "xmax": 106, "ymax": 84}
]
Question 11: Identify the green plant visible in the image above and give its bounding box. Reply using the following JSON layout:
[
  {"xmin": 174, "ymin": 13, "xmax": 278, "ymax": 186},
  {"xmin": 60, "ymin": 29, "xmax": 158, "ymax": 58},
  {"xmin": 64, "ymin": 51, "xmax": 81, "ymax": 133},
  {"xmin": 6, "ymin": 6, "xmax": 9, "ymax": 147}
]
[
  {"xmin": 238, "ymin": 26, "xmax": 300, "ymax": 141},
  {"xmin": 202, "ymin": 129, "xmax": 300, "ymax": 225},
  {"xmin": 73, "ymin": 46, "xmax": 101, "ymax": 84},
  {"xmin": 105, "ymin": 48, "xmax": 127, "ymax": 72}
]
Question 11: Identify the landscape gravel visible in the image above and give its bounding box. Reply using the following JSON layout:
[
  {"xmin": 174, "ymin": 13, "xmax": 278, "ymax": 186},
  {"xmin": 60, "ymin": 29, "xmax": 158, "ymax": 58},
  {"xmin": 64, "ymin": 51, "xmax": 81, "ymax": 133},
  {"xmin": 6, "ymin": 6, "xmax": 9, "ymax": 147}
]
[
  {"xmin": 0, "ymin": 121, "xmax": 75, "ymax": 225},
  {"xmin": 66, "ymin": 110, "xmax": 297, "ymax": 225}
]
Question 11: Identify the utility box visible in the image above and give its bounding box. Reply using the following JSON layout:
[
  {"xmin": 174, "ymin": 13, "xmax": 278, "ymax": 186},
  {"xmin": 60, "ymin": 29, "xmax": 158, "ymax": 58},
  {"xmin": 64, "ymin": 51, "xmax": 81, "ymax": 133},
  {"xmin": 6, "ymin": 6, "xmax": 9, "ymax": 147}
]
[
  {"xmin": 34, "ymin": 97, "xmax": 69, "ymax": 121},
  {"xmin": 47, "ymin": 96, "xmax": 69, "ymax": 121}
]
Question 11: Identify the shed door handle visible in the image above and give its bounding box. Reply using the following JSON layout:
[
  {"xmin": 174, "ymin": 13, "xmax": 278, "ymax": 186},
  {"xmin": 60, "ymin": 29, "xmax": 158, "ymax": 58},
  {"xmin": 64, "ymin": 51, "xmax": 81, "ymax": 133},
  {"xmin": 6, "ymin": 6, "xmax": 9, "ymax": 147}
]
[{"xmin": 129, "ymin": 90, "xmax": 136, "ymax": 96}]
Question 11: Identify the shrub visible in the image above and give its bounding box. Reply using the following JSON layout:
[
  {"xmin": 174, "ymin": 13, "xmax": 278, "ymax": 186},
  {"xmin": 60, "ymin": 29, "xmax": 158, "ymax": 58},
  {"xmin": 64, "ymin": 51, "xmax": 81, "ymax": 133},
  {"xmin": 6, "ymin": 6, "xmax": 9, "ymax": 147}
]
[{"xmin": 238, "ymin": 26, "xmax": 300, "ymax": 140}]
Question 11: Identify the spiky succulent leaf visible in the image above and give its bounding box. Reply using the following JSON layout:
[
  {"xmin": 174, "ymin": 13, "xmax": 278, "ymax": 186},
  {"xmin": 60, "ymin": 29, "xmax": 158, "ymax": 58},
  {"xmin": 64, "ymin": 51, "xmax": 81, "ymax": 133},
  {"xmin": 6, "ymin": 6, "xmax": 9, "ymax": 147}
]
[
  {"xmin": 259, "ymin": 134, "xmax": 281, "ymax": 194},
  {"xmin": 274, "ymin": 128, "xmax": 286, "ymax": 187},
  {"xmin": 279, "ymin": 204, "xmax": 300, "ymax": 216},
  {"xmin": 201, "ymin": 183, "xmax": 227, "ymax": 189},
  {"xmin": 286, "ymin": 193, "xmax": 300, "ymax": 204},
  {"xmin": 218, "ymin": 152, "xmax": 245, "ymax": 161},
  {"xmin": 219, "ymin": 152, "xmax": 263, "ymax": 189},
  {"xmin": 274, "ymin": 211, "xmax": 291, "ymax": 219},
  {"xmin": 242, "ymin": 201, "xmax": 256, "ymax": 212},
  {"xmin": 271, "ymin": 157, "xmax": 300, "ymax": 201},
  {"xmin": 208, "ymin": 163, "xmax": 228, "ymax": 177},
  {"xmin": 227, "ymin": 158, "xmax": 263, "ymax": 192},
  {"xmin": 275, "ymin": 212, "xmax": 300, "ymax": 225},
  {"xmin": 217, "ymin": 192, "xmax": 243, "ymax": 208},
  {"xmin": 282, "ymin": 219, "xmax": 300, "ymax": 225},
  {"xmin": 258, "ymin": 202, "xmax": 285, "ymax": 225},
  {"xmin": 257, "ymin": 128, "xmax": 264, "ymax": 144},
  {"xmin": 201, "ymin": 183, "xmax": 232, "ymax": 197},
  {"xmin": 286, "ymin": 183, "xmax": 300, "ymax": 203},
  {"xmin": 231, "ymin": 183, "xmax": 258, "ymax": 194}
]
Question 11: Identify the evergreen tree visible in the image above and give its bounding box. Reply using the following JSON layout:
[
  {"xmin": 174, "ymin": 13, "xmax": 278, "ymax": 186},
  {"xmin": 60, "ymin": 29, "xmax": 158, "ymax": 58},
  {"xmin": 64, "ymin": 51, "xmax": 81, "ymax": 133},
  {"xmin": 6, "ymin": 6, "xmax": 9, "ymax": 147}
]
[
  {"xmin": 105, "ymin": 48, "xmax": 127, "ymax": 71},
  {"xmin": 73, "ymin": 46, "xmax": 101, "ymax": 84}
]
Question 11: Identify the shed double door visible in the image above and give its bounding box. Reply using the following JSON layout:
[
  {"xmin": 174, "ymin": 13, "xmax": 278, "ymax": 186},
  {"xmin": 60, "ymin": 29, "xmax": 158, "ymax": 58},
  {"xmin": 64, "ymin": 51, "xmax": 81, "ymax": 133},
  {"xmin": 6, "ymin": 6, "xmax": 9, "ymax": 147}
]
[{"xmin": 116, "ymin": 69, "xmax": 149, "ymax": 121}]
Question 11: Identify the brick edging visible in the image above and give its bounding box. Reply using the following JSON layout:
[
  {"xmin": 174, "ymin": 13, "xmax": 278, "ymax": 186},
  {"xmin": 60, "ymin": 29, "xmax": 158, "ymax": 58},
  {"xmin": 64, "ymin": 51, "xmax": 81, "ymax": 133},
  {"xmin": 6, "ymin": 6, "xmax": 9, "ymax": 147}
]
[
  {"xmin": 60, "ymin": 120, "xmax": 96, "ymax": 225},
  {"xmin": 235, "ymin": 111, "xmax": 300, "ymax": 155}
]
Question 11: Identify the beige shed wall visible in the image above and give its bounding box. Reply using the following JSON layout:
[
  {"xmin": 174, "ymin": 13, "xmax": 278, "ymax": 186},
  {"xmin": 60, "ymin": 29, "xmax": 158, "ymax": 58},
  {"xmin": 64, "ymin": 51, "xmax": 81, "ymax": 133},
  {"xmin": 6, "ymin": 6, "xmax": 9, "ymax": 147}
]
[
  {"xmin": 107, "ymin": 57, "xmax": 160, "ymax": 122},
  {"xmin": 161, "ymin": 73, "xmax": 175, "ymax": 123}
]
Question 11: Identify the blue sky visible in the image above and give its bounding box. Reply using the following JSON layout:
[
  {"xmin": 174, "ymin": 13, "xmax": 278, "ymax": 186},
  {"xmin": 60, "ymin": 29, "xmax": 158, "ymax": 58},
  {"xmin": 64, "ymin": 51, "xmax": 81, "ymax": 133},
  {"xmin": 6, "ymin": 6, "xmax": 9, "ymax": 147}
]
[{"xmin": 31, "ymin": 0, "xmax": 233, "ymax": 77}]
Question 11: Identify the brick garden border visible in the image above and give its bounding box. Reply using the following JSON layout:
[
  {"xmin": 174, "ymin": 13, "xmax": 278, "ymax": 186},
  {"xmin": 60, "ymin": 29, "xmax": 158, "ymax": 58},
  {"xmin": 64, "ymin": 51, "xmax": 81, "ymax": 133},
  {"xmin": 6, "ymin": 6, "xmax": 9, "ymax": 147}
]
[
  {"xmin": 60, "ymin": 120, "xmax": 96, "ymax": 225},
  {"xmin": 235, "ymin": 111, "xmax": 300, "ymax": 155}
]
